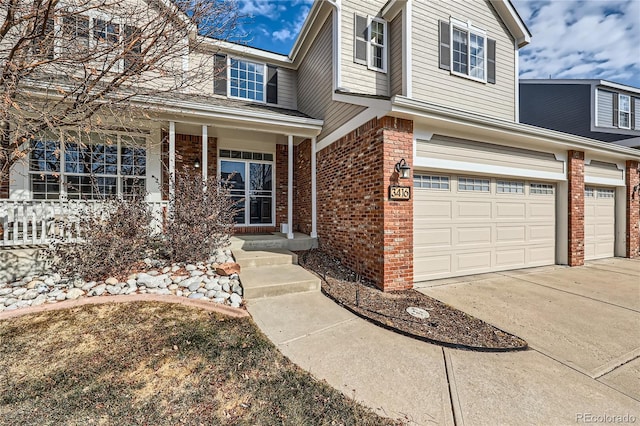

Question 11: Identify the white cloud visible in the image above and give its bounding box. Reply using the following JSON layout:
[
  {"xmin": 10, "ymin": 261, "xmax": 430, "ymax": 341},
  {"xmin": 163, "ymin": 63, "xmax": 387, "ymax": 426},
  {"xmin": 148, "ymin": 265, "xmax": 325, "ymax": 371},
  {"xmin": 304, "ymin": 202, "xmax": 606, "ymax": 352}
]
[
  {"xmin": 513, "ymin": 0, "xmax": 640, "ymax": 87},
  {"xmin": 270, "ymin": 5, "xmax": 310, "ymax": 43},
  {"xmin": 239, "ymin": 0, "xmax": 281, "ymax": 19},
  {"xmin": 272, "ymin": 28, "xmax": 293, "ymax": 41}
]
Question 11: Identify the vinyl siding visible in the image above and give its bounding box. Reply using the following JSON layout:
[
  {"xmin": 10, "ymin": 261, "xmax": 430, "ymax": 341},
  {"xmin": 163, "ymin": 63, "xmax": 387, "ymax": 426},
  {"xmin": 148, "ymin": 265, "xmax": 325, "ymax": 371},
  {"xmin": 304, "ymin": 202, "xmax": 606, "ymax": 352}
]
[
  {"xmin": 597, "ymin": 89, "xmax": 614, "ymax": 127},
  {"xmin": 412, "ymin": 0, "xmax": 516, "ymax": 121},
  {"xmin": 519, "ymin": 84, "xmax": 591, "ymax": 136},
  {"xmin": 319, "ymin": 102, "xmax": 366, "ymax": 140},
  {"xmin": 416, "ymin": 135, "xmax": 564, "ymax": 175},
  {"xmin": 274, "ymin": 67, "xmax": 297, "ymax": 110},
  {"xmin": 389, "ymin": 11, "xmax": 403, "ymax": 96},
  {"xmin": 297, "ymin": 15, "xmax": 333, "ymax": 119},
  {"xmin": 636, "ymin": 98, "xmax": 640, "ymax": 130},
  {"xmin": 340, "ymin": 0, "xmax": 389, "ymax": 96}
]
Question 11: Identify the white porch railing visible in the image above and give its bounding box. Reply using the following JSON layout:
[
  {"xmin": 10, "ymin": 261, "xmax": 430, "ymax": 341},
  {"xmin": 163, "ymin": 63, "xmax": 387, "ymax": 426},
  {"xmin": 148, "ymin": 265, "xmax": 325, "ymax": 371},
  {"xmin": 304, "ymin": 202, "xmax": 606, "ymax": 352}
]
[{"xmin": 0, "ymin": 200, "xmax": 169, "ymax": 247}]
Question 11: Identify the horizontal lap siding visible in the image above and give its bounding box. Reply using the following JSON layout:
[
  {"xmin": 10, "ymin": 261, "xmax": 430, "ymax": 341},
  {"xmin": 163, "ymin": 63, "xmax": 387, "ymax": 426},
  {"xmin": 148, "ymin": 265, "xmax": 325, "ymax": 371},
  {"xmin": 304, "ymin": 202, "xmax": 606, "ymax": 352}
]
[
  {"xmin": 585, "ymin": 161, "xmax": 624, "ymax": 181},
  {"xmin": 390, "ymin": 12, "xmax": 403, "ymax": 96},
  {"xmin": 340, "ymin": 0, "xmax": 389, "ymax": 96},
  {"xmin": 412, "ymin": 0, "xmax": 515, "ymax": 121},
  {"xmin": 319, "ymin": 102, "xmax": 366, "ymax": 140},
  {"xmin": 276, "ymin": 68, "xmax": 298, "ymax": 110},
  {"xmin": 297, "ymin": 16, "xmax": 333, "ymax": 119},
  {"xmin": 597, "ymin": 89, "xmax": 614, "ymax": 127}
]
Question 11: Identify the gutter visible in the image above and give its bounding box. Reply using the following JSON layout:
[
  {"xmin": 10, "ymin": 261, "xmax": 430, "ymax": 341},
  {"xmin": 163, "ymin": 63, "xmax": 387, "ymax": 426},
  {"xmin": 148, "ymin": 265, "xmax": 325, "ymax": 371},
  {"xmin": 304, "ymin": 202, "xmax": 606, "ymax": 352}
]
[{"xmin": 392, "ymin": 95, "xmax": 640, "ymax": 160}]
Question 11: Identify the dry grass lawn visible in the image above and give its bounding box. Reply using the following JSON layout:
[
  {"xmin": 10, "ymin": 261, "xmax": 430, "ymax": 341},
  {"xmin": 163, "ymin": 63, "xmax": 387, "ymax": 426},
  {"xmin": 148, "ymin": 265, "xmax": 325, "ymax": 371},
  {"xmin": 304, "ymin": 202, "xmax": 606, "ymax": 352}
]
[{"xmin": 0, "ymin": 302, "xmax": 402, "ymax": 425}]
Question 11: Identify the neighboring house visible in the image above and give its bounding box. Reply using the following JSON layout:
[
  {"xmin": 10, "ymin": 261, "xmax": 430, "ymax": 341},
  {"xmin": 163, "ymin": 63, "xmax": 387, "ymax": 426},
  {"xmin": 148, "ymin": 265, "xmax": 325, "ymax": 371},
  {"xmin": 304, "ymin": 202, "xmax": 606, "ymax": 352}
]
[
  {"xmin": 520, "ymin": 79, "xmax": 640, "ymax": 148},
  {"xmin": 2, "ymin": 0, "xmax": 640, "ymax": 291}
]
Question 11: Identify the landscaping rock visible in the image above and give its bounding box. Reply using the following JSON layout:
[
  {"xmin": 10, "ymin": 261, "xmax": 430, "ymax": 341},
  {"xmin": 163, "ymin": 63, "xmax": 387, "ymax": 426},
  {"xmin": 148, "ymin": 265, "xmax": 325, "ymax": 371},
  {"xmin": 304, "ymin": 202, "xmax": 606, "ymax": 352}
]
[
  {"xmin": 185, "ymin": 264, "xmax": 197, "ymax": 271},
  {"xmin": 12, "ymin": 288, "xmax": 27, "ymax": 297},
  {"xmin": 66, "ymin": 288, "xmax": 84, "ymax": 300},
  {"xmin": 190, "ymin": 270, "xmax": 204, "ymax": 277},
  {"xmin": 32, "ymin": 295, "xmax": 47, "ymax": 306},
  {"xmin": 91, "ymin": 284, "xmax": 106, "ymax": 297},
  {"xmin": 188, "ymin": 293, "xmax": 204, "ymax": 300},
  {"xmin": 106, "ymin": 285, "xmax": 121, "ymax": 295},
  {"xmin": 215, "ymin": 263, "xmax": 241, "ymax": 276},
  {"xmin": 4, "ymin": 298, "xmax": 18, "ymax": 307},
  {"xmin": 26, "ymin": 280, "xmax": 43, "ymax": 289},
  {"xmin": 230, "ymin": 293, "xmax": 242, "ymax": 306},
  {"xmin": 188, "ymin": 281, "xmax": 202, "ymax": 292},
  {"xmin": 105, "ymin": 277, "xmax": 118, "ymax": 285},
  {"xmin": 0, "ymin": 288, "xmax": 12, "ymax": 296},
  {"xmin": 21, "ymin": 289, "xmax": 38, "ymax": 300}
]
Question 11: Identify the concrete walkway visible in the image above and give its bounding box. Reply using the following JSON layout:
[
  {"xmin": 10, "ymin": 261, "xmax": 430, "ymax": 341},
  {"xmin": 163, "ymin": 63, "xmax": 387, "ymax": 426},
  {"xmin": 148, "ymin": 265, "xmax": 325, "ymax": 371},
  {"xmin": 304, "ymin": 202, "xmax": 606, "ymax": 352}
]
[{"xmin": 247, "ymin": 260, "xmax": 640, "ymax": 425}]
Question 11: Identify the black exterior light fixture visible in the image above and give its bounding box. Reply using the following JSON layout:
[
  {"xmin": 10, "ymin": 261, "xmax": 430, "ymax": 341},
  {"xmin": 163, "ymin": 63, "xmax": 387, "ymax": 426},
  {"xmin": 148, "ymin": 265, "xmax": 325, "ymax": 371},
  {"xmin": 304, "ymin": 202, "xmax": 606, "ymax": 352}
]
[
  {"xmin": 395, "ymin": 158, "xmax": 411, "ymax": 179},
  {"xmin": 194, "ymin": 159, "xmax": 201, "ymax": 169}
]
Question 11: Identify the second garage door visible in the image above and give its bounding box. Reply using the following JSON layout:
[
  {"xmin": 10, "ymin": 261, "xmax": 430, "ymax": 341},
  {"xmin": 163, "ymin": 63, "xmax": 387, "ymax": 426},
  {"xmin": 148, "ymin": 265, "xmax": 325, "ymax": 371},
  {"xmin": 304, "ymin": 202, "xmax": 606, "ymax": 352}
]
[
  {"xmin": 414, "ymin": 174, "xmax": 556, "ymax": 282},
  {"xmin": 585, "ymin": 186, "xmax": 616, "ymax": 260}
]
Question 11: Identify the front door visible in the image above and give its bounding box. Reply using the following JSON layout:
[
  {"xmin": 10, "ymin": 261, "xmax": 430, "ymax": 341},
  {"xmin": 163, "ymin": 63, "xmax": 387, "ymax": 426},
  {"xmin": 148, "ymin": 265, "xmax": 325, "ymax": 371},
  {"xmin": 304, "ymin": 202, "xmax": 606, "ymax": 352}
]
[{"xmin": 220, "ymin": 151, "xmax": 274, "ymax": 226}]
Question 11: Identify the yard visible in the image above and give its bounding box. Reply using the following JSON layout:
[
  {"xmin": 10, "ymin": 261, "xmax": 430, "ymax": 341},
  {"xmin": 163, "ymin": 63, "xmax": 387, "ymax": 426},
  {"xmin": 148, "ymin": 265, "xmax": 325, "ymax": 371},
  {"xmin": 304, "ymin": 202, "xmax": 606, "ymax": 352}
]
[{"xmin": 0, "ymin": 302, "xmax": 401, "ymax": 425}]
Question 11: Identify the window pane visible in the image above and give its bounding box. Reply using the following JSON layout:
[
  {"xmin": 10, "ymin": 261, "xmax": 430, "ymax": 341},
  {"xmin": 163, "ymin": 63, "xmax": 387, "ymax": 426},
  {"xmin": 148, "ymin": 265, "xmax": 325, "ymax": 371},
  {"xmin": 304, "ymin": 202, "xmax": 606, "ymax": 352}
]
[
  {"xmin": 229, "ymin": 59, "xmax": 264, "ymax": 101},
  {"xmin": 250, "ymin": 163, "xmax": 272, "ymax": 191},
  {"xmin": 31, "ymin": 174, "xmax": 60, "ymax": 199},
  {"xmin": 452, "ymin": 28, "xmax": 468, "ymax": 75},
  {"xmin": 30, "ymin": 140, "xmax": 60, "ymax": 172},
  {"xmin": 469, "ymin": 33, "xmax": 485, "ymax": 79}
]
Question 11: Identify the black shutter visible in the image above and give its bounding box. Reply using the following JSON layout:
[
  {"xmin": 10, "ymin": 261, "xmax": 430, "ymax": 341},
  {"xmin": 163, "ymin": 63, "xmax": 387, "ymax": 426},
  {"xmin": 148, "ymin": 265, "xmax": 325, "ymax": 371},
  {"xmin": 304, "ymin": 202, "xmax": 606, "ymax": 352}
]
[
  {"xmin": 267, "ymin": 65, "xmax": 278, "ymax": 104},
  {"xmin": 487, "ymin": 39, "xmax": 496, "ymax": 84},
  {"xmin": 354, "ymin": 14, "xmax": 368, "ymax": 64},
  {"xmin": 214, "ymin": 54, "xmax": 227, "ymax": 96},
  {"xmin": 439, "ymin": 20, "xmax": 450, "ymax": 70},
  {"xmin": 613, "ymin": 93, "xmax": 619, "ymax": 127},
  {"xmin": 631, "ymin": 97, "xmax": 636, "ymax": 129}
]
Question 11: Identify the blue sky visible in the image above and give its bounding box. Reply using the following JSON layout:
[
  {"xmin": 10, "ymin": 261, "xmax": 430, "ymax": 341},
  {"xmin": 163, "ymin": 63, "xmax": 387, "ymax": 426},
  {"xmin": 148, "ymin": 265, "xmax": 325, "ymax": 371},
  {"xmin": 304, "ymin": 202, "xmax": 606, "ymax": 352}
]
[{"xmin": 237, "ymin": 0, "xmax": 640, "ymax": 88}]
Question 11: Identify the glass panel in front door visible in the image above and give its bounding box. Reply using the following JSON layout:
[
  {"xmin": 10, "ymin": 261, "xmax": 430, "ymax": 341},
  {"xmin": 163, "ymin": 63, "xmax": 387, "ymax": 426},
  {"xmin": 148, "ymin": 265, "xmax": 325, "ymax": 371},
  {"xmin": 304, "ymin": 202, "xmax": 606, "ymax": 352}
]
[
  {"xmin": 220, "ymin": 160, "xmax": 246, "ymax": 224},
  {"xmin": 249, "ymin": 163, "xmax": 273, "ymax": 224}
]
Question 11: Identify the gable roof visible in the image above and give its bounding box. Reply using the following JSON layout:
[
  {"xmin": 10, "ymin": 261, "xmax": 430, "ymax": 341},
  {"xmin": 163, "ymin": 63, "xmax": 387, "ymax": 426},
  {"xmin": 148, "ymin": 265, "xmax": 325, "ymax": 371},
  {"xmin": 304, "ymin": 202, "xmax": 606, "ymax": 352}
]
[
  {"xmin": 520, "ymin": 79, "xmax": 640, "ymax": 95},
  {"xmin": 490, "ymin": 0, "xmax": 531, "ymax": 47}
]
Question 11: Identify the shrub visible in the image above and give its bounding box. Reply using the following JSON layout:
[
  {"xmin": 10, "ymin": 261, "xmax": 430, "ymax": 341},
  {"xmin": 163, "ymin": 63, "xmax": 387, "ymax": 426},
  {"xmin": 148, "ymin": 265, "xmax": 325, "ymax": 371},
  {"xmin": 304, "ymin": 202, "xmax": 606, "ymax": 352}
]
[
  {"xmin": 163, "ymin": 167, "xmax": 238, "ymax": 264},
  {"xmin": 50, "ymin": 195, "xmax": 154, "ymax": 281}
]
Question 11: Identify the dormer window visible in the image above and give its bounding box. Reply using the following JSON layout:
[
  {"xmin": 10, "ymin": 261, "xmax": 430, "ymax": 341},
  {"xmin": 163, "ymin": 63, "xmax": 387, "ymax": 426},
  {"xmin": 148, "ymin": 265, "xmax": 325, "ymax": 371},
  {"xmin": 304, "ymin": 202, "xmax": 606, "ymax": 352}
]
[
  {"xmin": 618, "ymin": 94, "xmax": 631, "ymax": 129},
  {"xmin": 439, "ymin": 19, "xmax": 496, "ymax": 84},
  {"xmin": 229, "ymin": 58, "xmax": 265, "ymax": 102},
  {"xmin": 354, "ymin": 14, "xmax": 387, "ymax": 73}
]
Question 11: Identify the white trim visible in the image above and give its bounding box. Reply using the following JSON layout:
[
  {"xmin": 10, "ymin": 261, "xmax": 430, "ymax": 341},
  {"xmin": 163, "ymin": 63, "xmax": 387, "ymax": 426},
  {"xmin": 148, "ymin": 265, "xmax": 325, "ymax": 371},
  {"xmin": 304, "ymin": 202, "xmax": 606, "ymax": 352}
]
[
  {"xmin": 594, "ymin": 85, "xmax": 599, "ymax": 127},
  {"xmin": 169, "ymin": 121, "xmax": 176, "ymax": 199},
  {"xmin": 584, "ymin": 176, "xmax": 625, "ymax": 187},
  {"xmin": 316, "ymin": 107, "xmax": 387, "ymax": 151},
  {"xmin": 618, "ymin": 93, "xmax": 631, "ymax": 129},
  {"xmin": 287, "ymin": 135, "xmax": 294, "ymax": 239},
  {"xmin": 514, "ymin": 46, "xmax": 519, "ymax": 122},
  {"xmin": 332, "ymin": 1, "xmax": 342, "ymax": 90},
  {"xmin": 201, "ymin": 125, "xmax": 208, "ymax": 181},
  {"xmin": 310, "ymin": 136, "xmax": 318, "ymax": 238},
  {"xmin": 413, "ymin": 156, "xmax": 567, "ymax": 181},
  {"xmin": 404, "ymin": 0, "xmax": 412, "ymax": 97},
  {"xmin": 332, "ymin": 92, "xmax": 391, "ymax": 108}
]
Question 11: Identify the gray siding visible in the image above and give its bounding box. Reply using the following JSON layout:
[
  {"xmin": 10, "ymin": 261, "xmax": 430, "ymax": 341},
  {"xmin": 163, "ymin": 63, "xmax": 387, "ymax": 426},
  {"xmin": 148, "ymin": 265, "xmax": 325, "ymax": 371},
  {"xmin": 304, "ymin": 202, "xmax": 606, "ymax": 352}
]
[
  {"xmin": 275, "ymin": 67, "xmax": 297, "ymax": 110},
  {"xmin": 411, "ymin": 0, "xmax": 516, "ymax": 121},
  {"xmin": 319, "ymin": 102, "xmax": 366, "ymax": 140},
  {"xmin": 596, "ymin": 89, "xmax": 614, "ymax": 127},
  {"xmin": 297, "ymin": 15, "xmax": 333, "ymax": 119},
  {"xmin": 520, "ymin": 83, "xmax": 592, "ymax": 137},
  {"xmin": 389, "ymin": 12, "xmax": 403, "ymax": 96},
  {"xmin": 635, "ymin": 98, "xmax": 640, "ymax": 130}
]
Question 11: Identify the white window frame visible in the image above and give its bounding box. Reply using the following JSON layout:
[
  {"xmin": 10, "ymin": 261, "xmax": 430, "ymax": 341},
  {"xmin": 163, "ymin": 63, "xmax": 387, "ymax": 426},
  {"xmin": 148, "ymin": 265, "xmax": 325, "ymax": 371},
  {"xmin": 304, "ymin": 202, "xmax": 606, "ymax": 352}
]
[
  {"xmin": 530, "ymin": 183, "xmax": 554, "ymax": 195},
  {"xmin": 618, "ymin": 94, "xmax": 631, "ymax": 129},
  {"xmin": 496, "ymin": 180, "xmax": 524, "ymax": 194},
  {"xmin": 414, "ymin": 174, "xmax": 450, "ymax": 190},
  {"xmin": 367, "ymin": 17, "xmax": 387, "ymax": 73},
  {"xmin": 458, "ymin": 177, "xmax": 490, "ymax": 192},
  {"xmin": 450, "ymin": 18, "xmax": 487, "ymax": 83},
  {"xmin": 227, "ymin": 57, "xmax": 267, "ymax": 103}
]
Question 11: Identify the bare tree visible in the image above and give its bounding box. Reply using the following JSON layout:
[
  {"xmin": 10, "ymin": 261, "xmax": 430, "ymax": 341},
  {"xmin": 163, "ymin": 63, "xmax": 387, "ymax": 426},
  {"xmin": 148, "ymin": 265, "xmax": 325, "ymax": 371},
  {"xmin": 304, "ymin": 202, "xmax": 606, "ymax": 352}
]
[{"xmin": 0, "ymin": 0, "xmax": 241, "ymax": 191}]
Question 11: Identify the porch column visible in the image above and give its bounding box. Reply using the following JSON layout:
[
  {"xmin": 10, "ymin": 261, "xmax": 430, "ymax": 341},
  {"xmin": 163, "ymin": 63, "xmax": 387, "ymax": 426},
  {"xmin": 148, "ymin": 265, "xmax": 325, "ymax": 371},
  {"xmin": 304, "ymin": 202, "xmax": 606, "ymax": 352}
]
[
  {"xmin": 201, "ymin": 125, "xmax": 208, "ymax": 182},
  {"xmin": 287, "ymin": 135, "xmax": 294, "ymax": 239},
  {"xmin": 310, "ymin": 136, "xmax": 317, "ymax": 238},
  {"xmin": 169, "ymin": 121, "xmax": 176, "ymax": 200}
]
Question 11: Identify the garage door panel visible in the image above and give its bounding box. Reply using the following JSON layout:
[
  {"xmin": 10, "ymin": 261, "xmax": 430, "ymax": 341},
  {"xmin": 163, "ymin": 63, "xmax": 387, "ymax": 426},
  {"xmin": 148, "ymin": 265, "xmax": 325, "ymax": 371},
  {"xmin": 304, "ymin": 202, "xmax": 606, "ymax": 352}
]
[
  {"xmin": 457, "ymin": 201, "xmax": 492, "ymax": 218},
  {"xmin": 414, "ymin": 175, "xmax": 557, "ymax": 282},
  {"xmin": 495, "ymin": 202, "xmax": 526, "ymax": 219},
  {"xmin": 496, "ymin": 249, "xmax": 526, "ymax": 267},
  {"xmin": 456, "ymin": 226, "xmax": 492, "ymax": 245},
  {"xmin": 496, "ymin": 226, "xmax": 526, "ymax": 242},
  {"xmin": 456, "ymin": 251, "xmax": 492, "ymax": 271},
  {"xmin": 529, "ymin": 224, "xmax": 555, "ymax": 241}
]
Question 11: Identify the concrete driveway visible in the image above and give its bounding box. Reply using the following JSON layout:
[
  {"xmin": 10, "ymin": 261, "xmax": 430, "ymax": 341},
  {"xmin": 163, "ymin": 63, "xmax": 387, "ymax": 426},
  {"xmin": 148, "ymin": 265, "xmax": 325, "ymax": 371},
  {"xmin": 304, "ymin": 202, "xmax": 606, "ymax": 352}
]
[
  {"xmin": 417, "ymin": 258, "xmax": 640, "ymax": 403},
  {"xmin": 248, "ymin": 259, "xmax": 640, "ymax": 425}
]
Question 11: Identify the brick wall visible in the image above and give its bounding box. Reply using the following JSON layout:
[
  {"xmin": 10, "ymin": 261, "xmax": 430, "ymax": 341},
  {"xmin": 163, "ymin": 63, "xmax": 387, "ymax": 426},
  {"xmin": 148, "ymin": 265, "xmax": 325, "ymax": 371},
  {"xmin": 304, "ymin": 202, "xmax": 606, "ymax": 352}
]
[
  {"xmin": 567, "ymin": 150, "xmax": 585, "ymax": 266},
  {"xmin": 294, "ymin": 139, "xmax": 312, "ymax": 234},
  {"xmin": 316, "ymin": 116, "xmax": 413, "ymax": 291},
  {"xmin": 275, "ymin": 144, "xmax": 289, "ymax": 230},
  {"xmin": 626, "ymin": 160, "xmax": 639, "ymax": 258},
  {"xmin": 161, "ymin": 132, "xmax": 217, "ymax": 199}
]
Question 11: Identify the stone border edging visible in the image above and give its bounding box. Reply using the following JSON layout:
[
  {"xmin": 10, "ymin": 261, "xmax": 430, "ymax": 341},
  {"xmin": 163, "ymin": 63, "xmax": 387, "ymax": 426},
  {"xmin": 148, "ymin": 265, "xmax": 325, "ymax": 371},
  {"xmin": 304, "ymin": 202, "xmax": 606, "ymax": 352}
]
[
  {"xmin": 320, "ymin": 288, "xmax": 528, "ymax": 353},
  {"xmin": 0, "ymin": 294, "xmax": 249, "ymax": 321}
]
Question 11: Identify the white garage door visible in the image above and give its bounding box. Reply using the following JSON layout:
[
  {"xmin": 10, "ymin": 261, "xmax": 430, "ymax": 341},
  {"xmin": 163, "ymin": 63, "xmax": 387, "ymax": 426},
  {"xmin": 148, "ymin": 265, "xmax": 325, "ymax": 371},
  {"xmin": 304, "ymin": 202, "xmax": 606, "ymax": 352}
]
[
  {"xmin": 585, "ymin": 187, "xmax": 615, "ymax": 260},
  {"xmin": 414, "ymin": 174, "xmax": 556, "ymax": 282}
]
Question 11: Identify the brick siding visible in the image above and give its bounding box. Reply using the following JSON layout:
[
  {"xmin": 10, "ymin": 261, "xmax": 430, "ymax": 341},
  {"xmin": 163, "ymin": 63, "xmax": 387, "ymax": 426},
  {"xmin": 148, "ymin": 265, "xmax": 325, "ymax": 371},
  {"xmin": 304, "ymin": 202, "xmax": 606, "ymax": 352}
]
[
  {"xmin": 275, "ymin": 144, "xmax": 289, "ymax": 230},
  {"xmin": 567, "ymin": 150, "xmax": 585, "ymax": 266},
  {"xmin": 294, "ymin": 139, "xmax": 312, "ymax": 234},
  {"xmin": 316, "ymin": 116, "xmax": 413, "ymax": 292},
  {"xmin": 626, "ymin": 160, "xmax": 640, "ymax": 258}
]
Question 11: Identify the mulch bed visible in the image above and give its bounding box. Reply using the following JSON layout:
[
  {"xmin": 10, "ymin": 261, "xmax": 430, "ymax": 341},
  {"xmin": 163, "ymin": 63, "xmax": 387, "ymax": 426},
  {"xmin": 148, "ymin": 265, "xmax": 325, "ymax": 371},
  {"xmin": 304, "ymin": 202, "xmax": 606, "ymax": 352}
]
[{"xmin": 296, "ymin": 249, "xmax": 527, "ymax": 351}]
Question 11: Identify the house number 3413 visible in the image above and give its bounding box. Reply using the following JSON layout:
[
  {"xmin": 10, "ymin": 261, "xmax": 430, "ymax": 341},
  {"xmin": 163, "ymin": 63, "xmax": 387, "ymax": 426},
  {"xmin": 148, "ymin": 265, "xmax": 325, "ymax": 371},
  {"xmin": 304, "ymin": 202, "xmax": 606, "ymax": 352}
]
[{"xmin": 389, "ymin": 185, "xmax": 411, "ymax": 201}]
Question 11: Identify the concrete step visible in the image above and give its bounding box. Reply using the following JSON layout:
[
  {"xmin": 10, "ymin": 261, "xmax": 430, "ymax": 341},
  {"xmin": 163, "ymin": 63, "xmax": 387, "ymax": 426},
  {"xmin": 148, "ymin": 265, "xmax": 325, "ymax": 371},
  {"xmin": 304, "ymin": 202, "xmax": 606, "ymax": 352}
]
[
  {"xmin": 240, "ymin": 264, "xmax": 321, "ymax": 299},
  {"xmin": 234, "ymin": 249, "xmax": 298, "ymax": 269},
  {"xmin": 229, "ymin": 233, "xmax": 318, "ymax": 252}
]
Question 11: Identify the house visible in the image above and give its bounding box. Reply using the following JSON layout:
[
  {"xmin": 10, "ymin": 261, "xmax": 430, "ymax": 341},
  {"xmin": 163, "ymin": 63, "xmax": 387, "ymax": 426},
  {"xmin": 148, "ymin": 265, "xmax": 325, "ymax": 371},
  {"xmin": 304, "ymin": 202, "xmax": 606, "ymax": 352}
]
[
  {"xmin": 2, "ymin": 0, "xmax": 639, "ymax": 292},
  {"xmin": 520, "ymin": 79, "xmax": 640, "ymax": 148}
]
